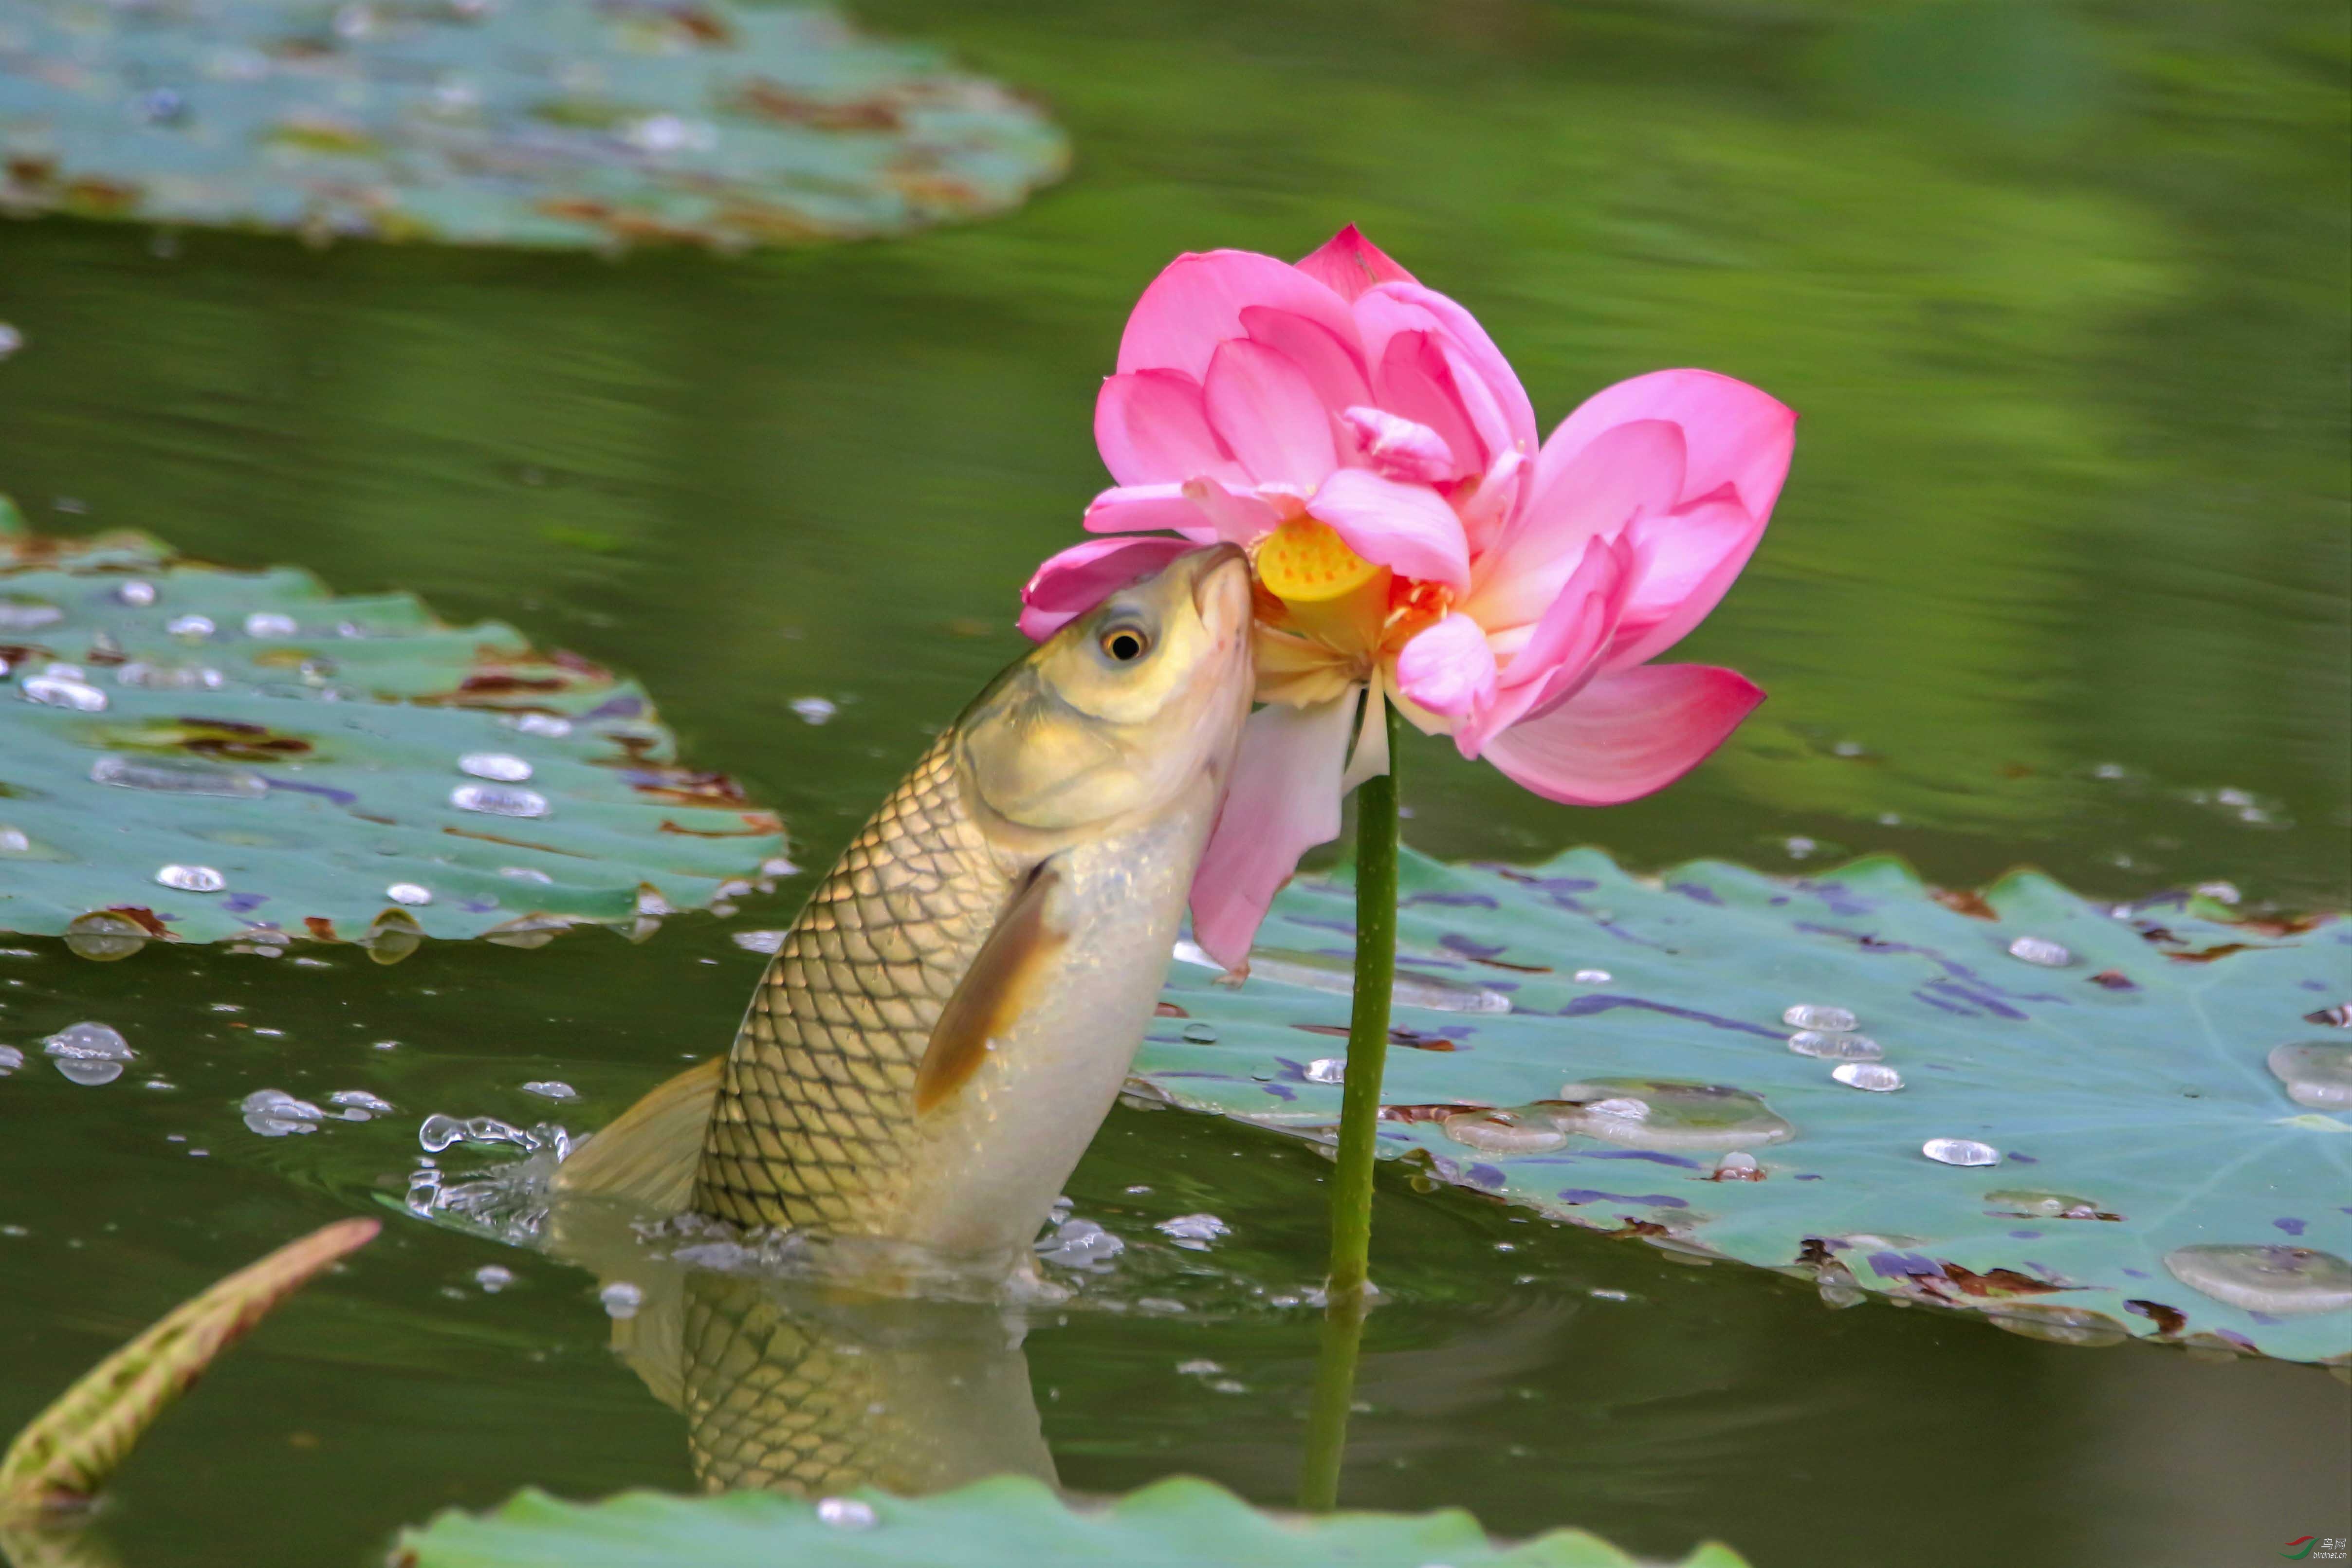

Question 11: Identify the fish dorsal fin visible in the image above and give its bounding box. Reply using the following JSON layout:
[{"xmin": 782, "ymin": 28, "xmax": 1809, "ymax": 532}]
[
  {"xmin": 914, "ymin": 864, "xmax": 1068, "ymax": 1115},
  {"xmin": 551, "ymin": 1055, "xmax": 725, "ymax": 1213}
]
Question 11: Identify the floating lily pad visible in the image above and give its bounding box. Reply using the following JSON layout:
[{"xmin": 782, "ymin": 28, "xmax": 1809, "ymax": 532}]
[
  {"xmin": 1135, "ymin": 849, "xmax": 2352, "ymax": 1363},
  {"xmin": 0, "ymin": 500, "xmax": 788, "ymax": 951},
  {"xmin": 393, "ymin": 1474, "xmax": 1749, "ymax": 1568},
  {"xmin": 0, "ymin": 0, "xmax": 1066, "ymax": 249}
]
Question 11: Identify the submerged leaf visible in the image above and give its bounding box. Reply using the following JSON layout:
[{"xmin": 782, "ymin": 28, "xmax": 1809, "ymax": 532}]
[
  {"xmin": 0, "ymin": 507, "xmax": 789, "ymax": 950},
  {"xmin": 0, "ymin": 0, "xmax": 1066, "ymax": 250},
  {"xmin": 391, "ymin": 1474, "xmax": 1746, "ymax": 1567},
  {"xmin": 1135, "ymin": 849, "xmax": 2352, "ymax": 1363},
  {"xmin": 0, "ymin": 1218, "xmax": 379, "ymax": 1515}
]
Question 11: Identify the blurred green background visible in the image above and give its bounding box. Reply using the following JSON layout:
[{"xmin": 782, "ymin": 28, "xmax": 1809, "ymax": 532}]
[{"xmin": 0, "ymin": 1, "xmax": 2345, "ymax": 1565}]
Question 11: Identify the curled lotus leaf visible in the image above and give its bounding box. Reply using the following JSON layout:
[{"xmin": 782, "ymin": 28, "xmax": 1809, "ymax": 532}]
[
  {"xmin": 392, "ymin": 1474, "xmax": 1751, "ymax": 1568},
  {"xmin": 0, "ymin": 500, "xmax": 789, "ymax": 950},
  {"xmin": 0, "ymin": 0, "xmax": 1067, "ymax": 250},
  {"xmin": 1133, "ymin": 847, "xmax": 2352, "ymax": 1364}
]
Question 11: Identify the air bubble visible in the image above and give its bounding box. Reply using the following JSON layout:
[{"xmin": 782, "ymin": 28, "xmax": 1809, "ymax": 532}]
[
  {"xmin": 241, "ymin": 1088, "xmax": 326, "ymax": 1135},
  {"xmin": 1034, "ymin": 1218, "xmax": 1124, "ymax": 1271},
  {"xmin": 790, "ymin": 697, "xmax": 838, "ymax": 725},
  {"xmin": 243, "ymin": 611, "xmax": 298, "ymax": 638},
  {"xmin": 520, "ymin": 1080, "xmax": 577, "ymax": 1101},
  {"xmin": 599, "ymin": 1281, "xmax": 644, "ymax": 1319},
  {"xmin": 164, "ymin": 613, "xmax": 216, "ymax": 637},
  {"xmin": 1156, "ymin": 1213, "xmax": 1229, "ymax": 1249},
  {"xmin": 1572, "ymin": 969, "xmax": 1612, "ymax": 985}
]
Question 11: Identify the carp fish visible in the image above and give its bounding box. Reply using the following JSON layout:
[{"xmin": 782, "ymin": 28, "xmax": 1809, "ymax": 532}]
[{"xmin": 553, "ymin": 544, "xmax": 1255, "ymax": 1280}]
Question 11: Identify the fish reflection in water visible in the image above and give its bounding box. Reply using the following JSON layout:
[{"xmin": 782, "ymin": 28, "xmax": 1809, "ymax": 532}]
[{"xmin": 544, "ymin": 1194, "xmax": 1053, "ymax": 1500}]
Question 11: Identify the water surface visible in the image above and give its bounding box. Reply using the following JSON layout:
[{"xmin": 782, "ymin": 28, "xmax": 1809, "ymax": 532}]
[{"xmin": 0, "ymin": 0, "xmax": 2346, "ymax": 1563}]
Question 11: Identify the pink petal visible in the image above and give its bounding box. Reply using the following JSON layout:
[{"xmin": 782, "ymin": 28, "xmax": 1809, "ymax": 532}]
[
  {"xmin": 1473, "ymin": 419, "xmax": 1685, "ymax": 627},
  {"xmin": 1372, "ymin": 331, "xmax": 1487, "ymax": 476},
  {"xmin": 1308, "ymin": 469, "xmax": 1471, "ymax": 591},
  {"xmin": 1480, "ymin": 664, "xmax": 1764, "ymax": 806},
  {"xmin": 1457, "ymin": 534, "xmax": 1630, "ymax": 758},
  {"xmin": 1203, "ymin": 339, "xmax": 1340, "ymax": 488},
  {"xmin": 1018, "ymin": 536, "xmax": 1202, "ymax": 641},
  {"xmin": 1340, "ymin": 406, "xmax": 1458, "ymax": 484},
  {"xmin": 1241, "ymin": 306, "xmax": 1373, "ymax": 412},
  {"xmin": 1372, "ymin": 282, "xmax": 1538, "ymax": 461},
  {"xmin": 1395, "ymin": 613, "xmax": 1498, "ymax": 720},
  {"xmin": 1182, "ymin": 476, "xmax": 1292, "ymax": 543},
  {"xmin": 1188, "ymin": 698, "xmax": 1356, "ymax": 969},
  {"xmin": 1539, "ymin": 369, "xmax": 1796, "ymax": 521},
  {"xmin": 1117, "ymin": 250, "xmax": 1360, "ymax": 381},
  {"xmin": 1084, "ymin": 482, "xmax": 1224, "ymax": 540},
  {"xmin": 1601, "ymin": 495, "xmax": 1767, "ymax": 671},
  {"xmin": 1293, "ymin": 225, "xmax": 1417, "ymax": 302},
  {"xmin": 1095, "ymin": 370, "xmax": 1235, "ymax": 487}
]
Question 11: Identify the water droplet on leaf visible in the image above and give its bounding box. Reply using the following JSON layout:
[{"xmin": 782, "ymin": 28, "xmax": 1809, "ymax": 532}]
[
  {"xmin": 154, "ymin": 863, "xmax": 225, "ymax": 893},
  {"xmin": 2007, "ymin": 935, "xmax": 2073, "ymax": 967},
  {"xmin": 1783, "ymin": 1004, "xmax": 1857, "ymax": 1032},
  {"xmin": 1922, "ymin": 1138, "xmax": 2000, "ymax": 1167},
  {"xmin": 2163, "ymin": 1245, "xmax": 2352, "ymax": 1316},
  {"xmin": 1788, "ymin": 1030, "xmax": 1884, "ymax": 1061},
  {"xmin": 451, "ymin": 782, "xmax": 550, "ymax": 818},
  {"xmin": 459, "ymin": 752, "xmax": 533, "ymax": 782},
  {"xmin": 1831, "ymin": 1063, "xmax": 1903, "ymax": 1092},
  {"xmin": 2267, "ymin": 1041, "xmax": 2352, "ymax": 1110}
]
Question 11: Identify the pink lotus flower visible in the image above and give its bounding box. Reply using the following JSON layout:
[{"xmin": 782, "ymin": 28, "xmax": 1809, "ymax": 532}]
[{"xmin": 1022, "ymin": 227, "xmax": 1795, "ymax": 969}]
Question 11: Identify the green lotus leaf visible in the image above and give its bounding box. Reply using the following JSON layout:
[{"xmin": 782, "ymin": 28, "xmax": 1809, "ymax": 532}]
[
  {"xmin": 0, "ymin": 501, "xmax": 789, "ymax": 951},
  {"xmin": 1135, "ymin": 849, "xmax": 2352, "ymax": 1364},
  {"xmin": 0, "ymin": 0, "xmax": 1066, "ymax": 250},
  {"xmin": 393, "ymin": 1474, "xmax": 1748, "ymax": 1568}
]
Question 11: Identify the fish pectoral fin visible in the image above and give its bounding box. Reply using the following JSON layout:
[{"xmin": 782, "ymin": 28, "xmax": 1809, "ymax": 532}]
[
  {"xmin": 551, "ymin": 1055, "xmax": 725, "ymax": 1213},
  {"xmin": 914, "ymin": 863, "xmax": 1069, "ymax": 1115}
]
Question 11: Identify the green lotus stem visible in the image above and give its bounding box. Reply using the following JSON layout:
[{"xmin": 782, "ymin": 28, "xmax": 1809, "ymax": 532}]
[
  {"xmin": 1298, "ymin": 696, "xmax": 1399, "ymax": 1509},
  {"xmin": 1295, "ymin": 1287, "xmax": 1367, "ymax": 1512},
  {"xmin": 0, "ymin": 1218, "xmax": 379, "ymax": 1519},
  {"xmin": 1325, "ymin": 694, "xmax": 1400, "ymax": 1306}
]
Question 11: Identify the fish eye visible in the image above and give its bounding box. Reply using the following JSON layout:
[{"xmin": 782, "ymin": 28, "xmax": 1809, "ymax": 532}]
[{"xmin": 1099, "ymin": 625, "xmax": 1150, "ymax": 663}]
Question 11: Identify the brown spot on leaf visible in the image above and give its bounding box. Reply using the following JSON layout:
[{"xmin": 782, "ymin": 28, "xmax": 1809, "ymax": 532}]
[
  {"xmin": 1377, "ymin": 1103, "xmax": 1481, "ymax": 1125},
  {"xmin": 1460, "ymin": 953, "xmax": 1552, "ymax": 974},
  {"xmin": 305, "ymin": 916, "xmax": 337, "ymax": 941},
  {"xmin": 441, "ymin": 825, "xmax": 591, "ymax": 858},
  {"xmin": 657, "ymin": 812, "xmax": 783, "ymax": 839},
  {"xmin": 1932, "ymin": 887, "xmax": 1999, "ymax": 921},
  {"xmin": 2089, "ymin": 969, "xmax": 2136, "ymax": 990},
  {"xmin": 101, "ymin": 906, "xmax": 172, "ymax": 937},
  {"xmin": 626, "ymin": 768, "xmax": 749, "ymax": 807},
  {"xmin": 736, "ymin": 79, "xmax": 903, "ymax": 130},
  {"xmin": 1941, "ymin": 1263, "xmax": 2072, "ymax": 1299},
  {"xmin": 1290, "ymin": 1022, "xmax": 1461, "ymax": 1051},
  {"xmin": 2304, "ymin": 1005, "xmax": 2351, "ymax": 1029},
  {"xmin": 2124, "ymin": 1299, "xmax": 2187, "ymax": 1337},
  {"xmin": 452, "ymin": 671, "xmax": 570, "ymax": 697},
  {"xmin": 1154, "ymin": 1001, "xmax": 1189, "ymax": 1018},
  {"xmin": 2166, "ymin": 943, "xmax": 2252, "ymax": 964},
  {"xmin": 2229, "ymin": 912, "xmax": 2330, "ymax": 938}
]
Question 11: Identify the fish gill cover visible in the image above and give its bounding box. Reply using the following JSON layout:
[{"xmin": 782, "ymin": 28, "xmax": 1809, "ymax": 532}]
[
  {"xmin": 0, "ymin": 498, "xmax": 790, "ymax": 952},
  {"xmin": 0, "ymin": 0, "xmax": 1068, "ymax": 249},
  {"xmin": 1133, "ymin": 846, "xmax": 2352, "ymax": 1365}
]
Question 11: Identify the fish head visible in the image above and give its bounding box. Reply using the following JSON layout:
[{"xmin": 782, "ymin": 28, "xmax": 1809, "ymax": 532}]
[{"xmin": 960, "ymin": 544, "xmax": 1254, "ymax": 833}]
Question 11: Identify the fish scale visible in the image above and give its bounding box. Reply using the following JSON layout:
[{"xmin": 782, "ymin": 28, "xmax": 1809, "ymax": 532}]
[{"xmin": 691, "ymin": 730, "xmax": 1017, "ymax": 1234}]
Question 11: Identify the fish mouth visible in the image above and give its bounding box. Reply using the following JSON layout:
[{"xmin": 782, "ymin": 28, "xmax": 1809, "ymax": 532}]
[{"xmin": 1186, "ymin": 543, "xmax": 1252, "ymax": 647}]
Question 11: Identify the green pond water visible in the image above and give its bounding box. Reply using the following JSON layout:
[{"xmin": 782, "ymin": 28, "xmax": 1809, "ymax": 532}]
[{"xmin": 1, "ymin": 0, "xmax": 2347, "ymax": 1563}]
